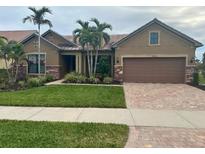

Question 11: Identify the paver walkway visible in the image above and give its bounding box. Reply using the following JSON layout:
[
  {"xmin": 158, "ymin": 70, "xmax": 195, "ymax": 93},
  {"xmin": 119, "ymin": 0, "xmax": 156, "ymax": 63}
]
[{"xmin": 0, "ymin": 106, "xmax": 205, "ymax": 128}]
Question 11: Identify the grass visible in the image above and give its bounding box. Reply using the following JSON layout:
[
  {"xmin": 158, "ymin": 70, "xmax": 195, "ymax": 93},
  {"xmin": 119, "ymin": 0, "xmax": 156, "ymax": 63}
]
[
  {"xmin": 199, "ymin": 73, "xmax": 205, "ymax": 84},
  {"xmin": 0, "ymin": 85, "xmax": 126, "ymax": 108},
  {"xmin": 0, "ymin": 120, "xmax": 128, "ymax": 148}
]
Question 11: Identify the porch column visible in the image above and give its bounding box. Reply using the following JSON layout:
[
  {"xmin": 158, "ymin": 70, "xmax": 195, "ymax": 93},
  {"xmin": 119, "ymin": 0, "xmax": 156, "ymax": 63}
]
[
  {"xmin": 75, "ymin": 54, "xmax": 82, "ymax": 73},
  {"xmin": 78, "ymin": 54, "xmax": 82, "ymax": 73}
]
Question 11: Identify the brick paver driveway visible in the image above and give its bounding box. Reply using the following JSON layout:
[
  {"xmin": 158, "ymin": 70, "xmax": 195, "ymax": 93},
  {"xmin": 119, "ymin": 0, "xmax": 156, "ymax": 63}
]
[
  {"xmin": 126, "ymin": 126, "xmax": 205, "ymax": 148},
  {"xmin": 124, "ymin": 83, "xmax": 205, "ymax": 148},
  {"xmin": 124, "ymin": 83, "xmax": 205, "ymax": 110}
]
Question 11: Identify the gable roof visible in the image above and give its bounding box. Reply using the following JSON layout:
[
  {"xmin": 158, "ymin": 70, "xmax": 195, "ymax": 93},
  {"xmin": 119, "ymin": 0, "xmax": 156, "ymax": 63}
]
[
  {"xmin": 112, "ymin": 18, "xmax": 203, "ymax": 48},
  {"xmin": 42, "ymin": 29, "xmax": 78, "ymax": 47},
  {"xmin": 20, "ymin": 32, "xmax": 60, "ymax": 49},
  {"xmin": 0, "ymin": 30, "xmax": 37, "ymax": 42}
]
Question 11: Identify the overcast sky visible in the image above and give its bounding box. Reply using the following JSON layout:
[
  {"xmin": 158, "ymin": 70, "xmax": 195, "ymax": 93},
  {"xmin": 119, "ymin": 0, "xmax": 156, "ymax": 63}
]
[{"xmin": 0, "ymin": 6, "xmax": 204, "ymax": 60}]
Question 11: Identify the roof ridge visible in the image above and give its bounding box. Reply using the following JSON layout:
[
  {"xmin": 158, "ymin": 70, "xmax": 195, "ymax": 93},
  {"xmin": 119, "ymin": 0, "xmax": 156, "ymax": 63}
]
[{"xmin": 0, "ymin": 30, "xmax": 36, "ymax": 32}]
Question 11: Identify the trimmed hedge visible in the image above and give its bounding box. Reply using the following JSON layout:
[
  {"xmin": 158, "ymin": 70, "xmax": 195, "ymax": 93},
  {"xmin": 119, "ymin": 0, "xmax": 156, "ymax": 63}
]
[{"xmin": 192, "ymin": 72, "xmax": 199, "ymax": 85}]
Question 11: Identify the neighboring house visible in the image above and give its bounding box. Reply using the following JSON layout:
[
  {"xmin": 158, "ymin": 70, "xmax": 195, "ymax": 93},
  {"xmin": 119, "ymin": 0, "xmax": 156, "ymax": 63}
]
[
  {"xmin": 0, "ymin": 18, "xmax": 203, "ymax": 83},
  {"xmin": 0, "ymin": 30, "xmax": 37, "ymax": 69}
]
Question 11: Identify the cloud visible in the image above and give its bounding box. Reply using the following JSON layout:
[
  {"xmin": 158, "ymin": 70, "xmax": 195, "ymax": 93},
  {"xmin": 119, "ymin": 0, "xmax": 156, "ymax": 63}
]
[{"xmin": 0, "ymin": 6, "xmax": 204, "ymax": 59}]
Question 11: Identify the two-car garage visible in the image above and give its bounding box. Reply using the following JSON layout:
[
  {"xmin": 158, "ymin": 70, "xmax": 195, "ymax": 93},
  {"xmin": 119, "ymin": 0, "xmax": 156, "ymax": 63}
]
[{"xmin": 123, "ymin": 57, "xmax": 186, "ymax": 83}]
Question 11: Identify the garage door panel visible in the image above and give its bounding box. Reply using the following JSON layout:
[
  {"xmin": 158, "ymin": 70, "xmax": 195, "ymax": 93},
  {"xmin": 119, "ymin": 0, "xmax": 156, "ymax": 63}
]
[{"xmin": 123, "ymin": 57, "xmax": 185, "ymax": 83}]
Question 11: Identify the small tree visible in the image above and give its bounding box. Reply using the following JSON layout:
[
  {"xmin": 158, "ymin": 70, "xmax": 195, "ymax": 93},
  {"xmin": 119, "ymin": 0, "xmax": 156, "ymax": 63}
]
[
  {"xmin": 23, "ymin": 6, "xmax": 52, "ymax": 76},
  {"xmin": 90, "ymin": 18, "xmax": 112, "ymax": 76},
  {"xmin": 73, "ymin": 20, "xmax": 93, "ymax": 77},
  {"xmin": 73, "ymin": 18, "xmax": 112, "ymax": 77},
  {"xmin": 0, "ymin": 36, "xmax": 25, "ymax": 85}
]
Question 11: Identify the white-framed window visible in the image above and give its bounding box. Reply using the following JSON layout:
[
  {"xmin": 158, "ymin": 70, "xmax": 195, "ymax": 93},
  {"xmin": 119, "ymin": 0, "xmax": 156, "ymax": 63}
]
[
  {"xmin": 149, "ymin": 31, "xmax": 160, "ymax": 45},
  {"xmin": 27, "ymin": 53, "xmax": 46, "ymax": 74}
]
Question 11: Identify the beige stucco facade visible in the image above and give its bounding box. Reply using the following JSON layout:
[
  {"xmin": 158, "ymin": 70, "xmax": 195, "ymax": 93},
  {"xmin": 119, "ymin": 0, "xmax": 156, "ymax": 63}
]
[
  {"xmin": 22, "ymin": 34, "xmax": 82, "ymax": 79},
  {"xmin": 23, "ymin": 36, "xmax": 60, "ymax": 66},
  {"xmin": 0, "ymin": 60, "xmax": 6, "ymax": 69},
  {"xmin": 115, "ymin": 23, "xmax": 196, "ymax": 66}
]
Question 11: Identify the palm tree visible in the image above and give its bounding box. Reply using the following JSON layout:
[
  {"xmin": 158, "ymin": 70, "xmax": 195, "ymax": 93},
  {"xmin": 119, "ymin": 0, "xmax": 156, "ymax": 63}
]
[
  {"xmin": 9, "ymin": 41, "xmax": 25, "ymax": 82},
  {"xmin": 23, "ymin": 6, "xmax": 52, "ymax": 75},
  {"xmin": 0, "ymin": 36, "xmax": 11, "ymax": 81},
  {"xmin": 0, "ymin": 37, "xmax": 25, "ymax": 84},
  {"xmin": 73, "ymin": 20, "xmax": 93, "ymax": 76},
  {"xmin": 90, "ymin": 18, "xmax": 112, "ymax": 75}
]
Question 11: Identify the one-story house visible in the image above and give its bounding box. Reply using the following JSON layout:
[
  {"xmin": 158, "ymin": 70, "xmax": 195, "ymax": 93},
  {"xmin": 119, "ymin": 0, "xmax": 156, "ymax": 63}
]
[{"xmin": 0, "ymin": 18, "xmax": 203, "ymax": 83}]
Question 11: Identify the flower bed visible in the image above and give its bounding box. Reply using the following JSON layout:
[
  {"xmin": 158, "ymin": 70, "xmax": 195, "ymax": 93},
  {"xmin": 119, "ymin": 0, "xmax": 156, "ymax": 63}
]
[{"xmin": 63, "ymin": 72, "xmax": 114, "ymax": 84}]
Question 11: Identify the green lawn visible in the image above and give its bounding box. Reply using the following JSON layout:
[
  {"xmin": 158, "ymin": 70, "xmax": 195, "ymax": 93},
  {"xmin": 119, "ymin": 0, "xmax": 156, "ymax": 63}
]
[
  {"xmin": 0, "ymin": 120, "xmax": 128, "ymax": 148},
  {"xmin": 0, "ymin": 85, "xmax": 126, "ymax": 108},
  {"xmin": 199, "ymin": 73, "xmax": 205, "ymax": 84}
]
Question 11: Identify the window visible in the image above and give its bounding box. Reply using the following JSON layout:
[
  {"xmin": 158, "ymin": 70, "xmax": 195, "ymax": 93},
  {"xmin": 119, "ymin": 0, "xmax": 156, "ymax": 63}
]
[
  {"xmin": 28, "ymin": 54, "xmax": 46, "ymax": 74},
  {"xmin": 149, "ymin": 31, "xmax": 160, "ymax": 45}
]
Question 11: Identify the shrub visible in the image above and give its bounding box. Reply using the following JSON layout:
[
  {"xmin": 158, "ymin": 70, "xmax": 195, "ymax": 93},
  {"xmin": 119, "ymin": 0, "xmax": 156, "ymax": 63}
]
[
  {"xmin": 0, "ymin": 82, "xmax": 9, "ymax": 90},
  {"xmin": 202, "ymin": 70, "xmax": 205, "ymax": 78},
  {"xmin": 18, "ymin": 81, "xmax": 26, "ymax": 89},
  {"xmin": 45, "ymin": 74, "xmax": 54, "ymax": 82},
  {"xmin": 0, "ymin": 69, "xmax": 9, "ymax": 90},
  {"xmin": 192, "ymin": 72, "xmax": 199, "ymax": 85},
  {"xmin": 76, "ymin": 75, "xmax": 87, "ymax": 83},
  {"xmin": 38, "ymin": 76, "xmax": 47, "ymax": 84},
  {"xmin": 27, "ymin": 78, "xmax": 43, "ymax": 88},
  {"xmin": 0, "ymin": 69, "xmax": 8, "ymax": 84},
  {"xmin": 87, "ymin": 76, "xmax": 100, "ymax": 84},
  {"xmin": 0, "ymin": 69, "xmax": 7, "ymax": 77},
  {"xmin": 96, "ymin": 56, "xmax": 111, "ymax": 77},
  {"xmin": 103, "ymin": 77, "xmax": 113, "ymax": 84},
  {"xmin": 64, "ymin": 72, "xmax": 78, "ymax": 83}
]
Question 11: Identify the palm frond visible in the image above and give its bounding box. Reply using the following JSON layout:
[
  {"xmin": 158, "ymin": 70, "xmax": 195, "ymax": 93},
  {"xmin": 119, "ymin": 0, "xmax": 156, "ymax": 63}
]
[
  {"xmin": 100, "ymin": 23, "xmax": 112, "ymax": 31},
  {"xmin": 73, "ymin": 34, "xmax": 80, "ymax": 43},
  {"xmin": 41, "ymin": 19, "xmax": 53, "ymax": 28},
  {"xmin": 73, "ymin": 28, "xmax": 81, "ymax": 35},
  {"xmin": 102, "ymin": 32, "xmax": 110, "ymax": 44},
  {"xmin": 90, "ymin": 18, "xmax": 100, "ymax": 27},
  {"xmin": 22, "ymin": 16, "xmax": 33, "ymax": 23},
  {"xmin": 40, "ymin": 6, "xmax": 52, "ymax": 15},
  {"xmin": 28, "ymin": 7, "xmax": 37, "ymax": 14},
  {"xmin": 23, "ymin": 7, "xmax": 53, "ymax": 27}
]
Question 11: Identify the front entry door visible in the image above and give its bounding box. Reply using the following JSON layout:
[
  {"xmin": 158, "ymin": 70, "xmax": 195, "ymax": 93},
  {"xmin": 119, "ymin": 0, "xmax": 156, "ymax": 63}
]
[{"xmin": 64, "ymin": 55, "xmax": 76, "ymax": 73}]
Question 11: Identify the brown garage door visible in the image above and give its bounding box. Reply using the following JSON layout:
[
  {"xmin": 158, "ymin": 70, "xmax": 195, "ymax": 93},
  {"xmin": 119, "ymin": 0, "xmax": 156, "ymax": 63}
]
[{"xmin": 123, "ymin": 57, "xmax": 186, "ymax": 83}]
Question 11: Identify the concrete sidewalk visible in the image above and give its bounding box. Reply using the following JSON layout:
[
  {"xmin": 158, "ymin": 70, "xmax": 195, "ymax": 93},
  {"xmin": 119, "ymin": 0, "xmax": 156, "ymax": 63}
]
[{"xmin": 0, "ymin": 106, "xmax": 205, "ymax": 128}]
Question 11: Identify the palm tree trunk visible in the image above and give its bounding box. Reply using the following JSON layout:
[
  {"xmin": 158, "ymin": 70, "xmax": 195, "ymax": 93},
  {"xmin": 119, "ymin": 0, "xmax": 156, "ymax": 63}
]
[
  {"xmin": 94, "ymin": 48, "xmax": 99, "ymax": 77},
  {"xmin": 90, "ymin": 50, "xmax": 93, "ymax": 76},
  {"xmin": 11, "ymin": 59, "xmax": 14, "ymax": 81},
  {"xmin": 38, "ymin": 24, "xmax": 41, "ymax": 76},
  {"xmin": 14, "ymin": 61, "xmax": 19, "ymax": 83},
  {"xmin": 4, "ymin": 58, "xmax": 11, "ymax": 82},
  {"xmin": 86, "ymin": 44, "xmax": 91, "ymax": 77}
]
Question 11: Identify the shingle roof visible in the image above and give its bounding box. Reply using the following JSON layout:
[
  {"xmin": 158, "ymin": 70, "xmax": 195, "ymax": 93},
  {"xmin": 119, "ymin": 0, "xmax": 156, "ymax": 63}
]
[
  {"xmin": 0, "ymin": 30, "xmax": 37, "ymax": 42},
  {"xmin": 42, "ymin": 29, "xmax": 78, "ymax": 47},
  {"xmin": 20, "ymin": 32, "xmax": 60, "ymax": 49}
]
